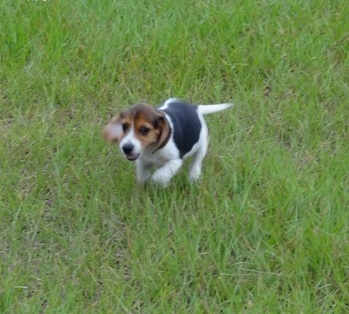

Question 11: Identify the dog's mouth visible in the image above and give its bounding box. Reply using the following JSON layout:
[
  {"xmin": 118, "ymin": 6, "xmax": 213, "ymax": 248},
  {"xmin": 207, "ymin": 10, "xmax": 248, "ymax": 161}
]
[{"xmin": 125, "ymin": 153, "xmax": 140, "ymax": 161}]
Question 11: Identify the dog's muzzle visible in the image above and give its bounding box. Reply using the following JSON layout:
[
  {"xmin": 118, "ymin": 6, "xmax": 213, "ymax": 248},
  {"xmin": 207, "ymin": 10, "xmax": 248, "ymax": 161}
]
[{"xmin": 122, "ymin": 143, "xmax": 140, "ymax": 161}]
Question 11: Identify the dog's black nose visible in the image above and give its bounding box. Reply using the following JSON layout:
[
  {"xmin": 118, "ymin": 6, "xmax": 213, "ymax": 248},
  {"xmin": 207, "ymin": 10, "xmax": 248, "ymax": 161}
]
[{"xmin": 122, "ymin": 143, "xmax": 134, "ymax": 155}]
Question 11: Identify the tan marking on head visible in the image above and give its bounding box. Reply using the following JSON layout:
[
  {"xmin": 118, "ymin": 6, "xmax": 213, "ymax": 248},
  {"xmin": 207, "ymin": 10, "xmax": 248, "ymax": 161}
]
[{"xmin": 131, "ymin": 103, "xmax": 164, "ymax": 150}]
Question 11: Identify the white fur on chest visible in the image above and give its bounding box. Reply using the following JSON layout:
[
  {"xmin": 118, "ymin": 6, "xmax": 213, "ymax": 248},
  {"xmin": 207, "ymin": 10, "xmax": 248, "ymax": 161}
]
[{"xmin": 140, "ymin": 139, "xmax": 180, "ymax": 167}]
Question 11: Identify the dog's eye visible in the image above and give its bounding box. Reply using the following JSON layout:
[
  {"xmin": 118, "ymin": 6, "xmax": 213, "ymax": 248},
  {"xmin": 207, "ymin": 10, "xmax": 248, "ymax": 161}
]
[
  {"xmin": 139, "ymin": 126, "xmax": 150, "ymax": 136},
  {"xmin": 122, "ymin": 123, "xmax": 129, "ymax": 132}
]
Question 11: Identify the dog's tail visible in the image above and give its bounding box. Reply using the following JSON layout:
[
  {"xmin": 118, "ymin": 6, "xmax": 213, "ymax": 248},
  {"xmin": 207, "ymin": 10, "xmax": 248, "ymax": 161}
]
[{"xmin": 198, "ymin": 103, "xmax": 233, "ymax": 115}]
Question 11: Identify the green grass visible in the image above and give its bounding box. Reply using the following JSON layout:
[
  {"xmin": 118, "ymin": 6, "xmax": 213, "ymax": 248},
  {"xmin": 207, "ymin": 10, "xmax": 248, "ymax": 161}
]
[{"xmin": 1, "ymin": 0, "xmax": 348, "ymax": 312}]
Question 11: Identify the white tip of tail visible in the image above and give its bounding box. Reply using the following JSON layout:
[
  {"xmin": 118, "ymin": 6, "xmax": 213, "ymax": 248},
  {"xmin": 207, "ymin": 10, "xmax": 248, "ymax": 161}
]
[{"xmin": 198, "ymin": 103, "xmax": 233, "ymax": 115}]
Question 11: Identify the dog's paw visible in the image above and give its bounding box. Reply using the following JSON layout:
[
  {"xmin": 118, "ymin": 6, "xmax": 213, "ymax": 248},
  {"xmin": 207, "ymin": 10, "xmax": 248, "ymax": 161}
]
[
  {"xmin": 151, "ymin": 172, "xmax": 171, "ymax": 188},
  {"xmin": 189, "ymin": 167, "xmax": 201, "ymax": 183}
]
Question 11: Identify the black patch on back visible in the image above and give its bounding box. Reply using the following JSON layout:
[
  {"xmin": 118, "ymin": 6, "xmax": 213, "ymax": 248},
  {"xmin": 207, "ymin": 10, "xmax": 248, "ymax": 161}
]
[{"xmin": 159, "ymin": 100, "xmax": 201, "ymax": 158}]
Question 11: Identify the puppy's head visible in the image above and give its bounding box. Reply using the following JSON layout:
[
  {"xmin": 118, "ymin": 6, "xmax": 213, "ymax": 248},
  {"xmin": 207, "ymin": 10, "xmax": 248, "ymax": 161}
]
[{"xmin": 103, "ymin": 103, "xmax": 170, "ymax": 161}]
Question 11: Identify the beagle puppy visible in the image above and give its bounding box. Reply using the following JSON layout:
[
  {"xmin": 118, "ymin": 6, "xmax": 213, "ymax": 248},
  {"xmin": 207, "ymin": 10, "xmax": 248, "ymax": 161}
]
[{"xmin": 103, "ymin": 98, "xmax": 232, "ymax": 187}]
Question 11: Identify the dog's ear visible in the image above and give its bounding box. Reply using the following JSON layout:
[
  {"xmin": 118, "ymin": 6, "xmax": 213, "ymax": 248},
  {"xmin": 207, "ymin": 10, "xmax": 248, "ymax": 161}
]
[
  {"xmin": 103, "ymin": 114, "xmax": 124, "ymax": 143},
  {"xmin": 152, "ymin": 113, "xmax": 171, "ymax": 153}
]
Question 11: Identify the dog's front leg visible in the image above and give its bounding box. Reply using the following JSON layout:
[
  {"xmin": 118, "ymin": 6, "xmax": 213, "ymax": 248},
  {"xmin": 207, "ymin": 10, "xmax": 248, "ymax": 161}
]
[
  {"xmin": 151, "ymin": 159, "xmax": 183, "ymax": 187},
  {"xmin": 136, "ymin": 159, "xmax": 152, "ymax": 184}
]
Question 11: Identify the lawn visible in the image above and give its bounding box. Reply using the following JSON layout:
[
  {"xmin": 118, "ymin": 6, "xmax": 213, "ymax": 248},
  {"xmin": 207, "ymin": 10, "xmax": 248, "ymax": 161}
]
[{"xmin": 1, "ymin": 0, "xmax": 348, "ymax": 312}]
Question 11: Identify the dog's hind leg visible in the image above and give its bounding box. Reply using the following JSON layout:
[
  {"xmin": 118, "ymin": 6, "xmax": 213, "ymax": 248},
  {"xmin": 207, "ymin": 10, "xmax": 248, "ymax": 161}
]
[{"xmin": 189, "ymin": 133, "xmax": 209, "ymax": 183}]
